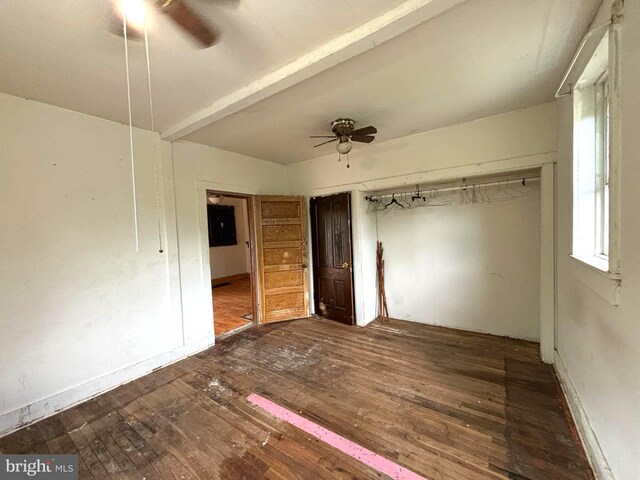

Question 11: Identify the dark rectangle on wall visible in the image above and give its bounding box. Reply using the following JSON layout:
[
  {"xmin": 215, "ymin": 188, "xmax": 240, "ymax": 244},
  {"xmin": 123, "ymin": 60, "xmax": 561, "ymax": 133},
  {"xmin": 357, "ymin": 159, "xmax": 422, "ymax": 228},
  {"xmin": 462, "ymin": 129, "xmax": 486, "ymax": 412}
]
[{"xmin": 208, "ymin": 205, "xmax": 237, "ymax": 247}]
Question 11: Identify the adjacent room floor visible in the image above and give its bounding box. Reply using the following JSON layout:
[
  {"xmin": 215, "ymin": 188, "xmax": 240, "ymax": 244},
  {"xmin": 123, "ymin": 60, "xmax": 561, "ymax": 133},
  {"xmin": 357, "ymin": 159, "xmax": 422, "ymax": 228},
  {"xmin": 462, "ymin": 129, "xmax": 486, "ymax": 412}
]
[
  {"xmin": 212, "ymin": 277, "xmax": 253, "ymax": 337},
  {"xmin": 0, "ymin": 318, "xmax": 593, "ymax": 479}
]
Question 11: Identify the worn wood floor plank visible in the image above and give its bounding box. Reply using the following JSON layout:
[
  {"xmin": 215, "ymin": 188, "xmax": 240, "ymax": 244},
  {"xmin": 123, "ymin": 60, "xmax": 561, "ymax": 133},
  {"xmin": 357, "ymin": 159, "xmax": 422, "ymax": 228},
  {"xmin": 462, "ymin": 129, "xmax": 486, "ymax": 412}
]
[
  {"xmin": 213, "ymin": 277, "xmax": 253, "ymax": 337},
  {"xmin": 0, "ymin": 317, "xmax": 593, "ymax": 480}
]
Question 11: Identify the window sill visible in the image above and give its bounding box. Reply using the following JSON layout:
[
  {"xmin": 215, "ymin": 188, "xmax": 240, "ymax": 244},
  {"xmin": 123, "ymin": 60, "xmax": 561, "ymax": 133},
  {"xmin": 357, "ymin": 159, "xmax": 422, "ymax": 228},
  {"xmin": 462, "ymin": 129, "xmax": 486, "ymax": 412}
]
[
  {"xmin": 569, "ymin": 255, "xmax": 622, "ymax": 306},
  {"xmin": 570, "ymin": 254, "xmax": 611, "ymax": 274}
]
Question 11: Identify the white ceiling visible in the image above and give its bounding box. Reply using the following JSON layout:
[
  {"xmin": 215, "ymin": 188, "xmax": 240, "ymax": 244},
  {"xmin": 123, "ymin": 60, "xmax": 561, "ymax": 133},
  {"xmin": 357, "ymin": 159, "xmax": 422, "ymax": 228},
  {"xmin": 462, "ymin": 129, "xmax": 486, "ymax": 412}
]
[
  {"xmin": 184, "ymin": 0, "xmax": 599, "ymax": 163},
  {"xmin": 0, "ymin": 0, "xmax": 406, "ymax": 131},
  {"xmin": 0, "ymin": 0, "xmax": 599, "ymax": 165}
]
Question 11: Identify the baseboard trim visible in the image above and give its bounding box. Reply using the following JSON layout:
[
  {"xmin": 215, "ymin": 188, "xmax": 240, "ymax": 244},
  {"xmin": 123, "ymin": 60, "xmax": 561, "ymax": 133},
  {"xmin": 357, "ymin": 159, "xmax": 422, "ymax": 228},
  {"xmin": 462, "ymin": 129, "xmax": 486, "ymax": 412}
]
[
  {"xmin": 370, "ymin": 316, "xmax": 541, "ymax": 343},
  {"xmin": 554, "ymin": 351, "xmax": 615, "ymax": 480},
  {"xmin": 0, "ymin": 336, "xmax": 216, "ymax": 438},
  {"xmin": 214, "ymin": 321, "xmax": 253, "ymax": 341},
  {"xmin": 211, "ymin": 272, "xmax": 249, "ymax": 286}
]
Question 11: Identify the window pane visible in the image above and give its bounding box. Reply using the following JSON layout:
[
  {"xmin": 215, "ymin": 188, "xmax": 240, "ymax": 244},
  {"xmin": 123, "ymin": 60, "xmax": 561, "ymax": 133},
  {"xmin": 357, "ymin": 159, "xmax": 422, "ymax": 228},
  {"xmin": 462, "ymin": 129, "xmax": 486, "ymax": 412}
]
[
  {"xmin": 594, "ymin": 80, "xmax": 608, "ymax": 257},
  {"xmin": 602, "ymin": 83, "xmax": 610, "ymax": 257},
  {"xmin": 603, "ymin": 184, "xmax": 610, "ymax": 256}
]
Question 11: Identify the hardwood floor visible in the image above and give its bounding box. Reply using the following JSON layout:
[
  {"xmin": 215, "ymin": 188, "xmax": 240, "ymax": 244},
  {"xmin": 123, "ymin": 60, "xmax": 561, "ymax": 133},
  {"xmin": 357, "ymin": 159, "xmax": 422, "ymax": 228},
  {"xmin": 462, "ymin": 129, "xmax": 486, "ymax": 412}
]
[
  {"xmin": 213, "ymin": 277, "xmax": 253, "ymax": 337},
  {"xmin": 0, "ymin": 318, "xmax": 593, "ymax": 480}
]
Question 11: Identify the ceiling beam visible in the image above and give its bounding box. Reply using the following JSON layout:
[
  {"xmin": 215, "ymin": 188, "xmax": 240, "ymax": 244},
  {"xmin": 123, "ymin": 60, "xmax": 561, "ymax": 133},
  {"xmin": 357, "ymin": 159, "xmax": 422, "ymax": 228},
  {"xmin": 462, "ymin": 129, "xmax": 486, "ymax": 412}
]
[{"xmin": 160, "ymin": 0, "xmax": 467, "ymax": 142}]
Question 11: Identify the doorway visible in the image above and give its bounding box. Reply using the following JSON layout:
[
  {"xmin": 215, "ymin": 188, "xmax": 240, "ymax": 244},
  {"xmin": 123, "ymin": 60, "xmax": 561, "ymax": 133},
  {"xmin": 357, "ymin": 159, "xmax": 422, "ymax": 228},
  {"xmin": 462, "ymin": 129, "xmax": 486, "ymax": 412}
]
[
  {"xmin": 310, "ymin": 192, "xmax": 355, "ymax": 325},
  {"xmin": 207, "ymin": 191, "xmax": 257, "ymax": 338}
]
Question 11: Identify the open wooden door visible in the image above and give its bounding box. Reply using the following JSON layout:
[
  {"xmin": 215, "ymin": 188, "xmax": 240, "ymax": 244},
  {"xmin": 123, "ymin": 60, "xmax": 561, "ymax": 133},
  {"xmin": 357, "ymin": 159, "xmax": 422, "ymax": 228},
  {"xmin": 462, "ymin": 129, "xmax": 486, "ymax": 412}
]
[{"xmin": 255, "ymin": 196, "xmax": 310, "ymax": 323}]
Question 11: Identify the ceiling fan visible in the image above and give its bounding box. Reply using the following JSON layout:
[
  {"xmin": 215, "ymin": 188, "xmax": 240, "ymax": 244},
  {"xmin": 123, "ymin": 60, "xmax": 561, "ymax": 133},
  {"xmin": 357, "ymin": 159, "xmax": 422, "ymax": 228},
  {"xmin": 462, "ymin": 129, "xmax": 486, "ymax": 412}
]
[
  {"xmin": 109, "ymin": 0, "xmax": 218, "ymax": 48},
  {"xmin": 310, "ymin": 118, "xmax": 377, "ymax": 155}
]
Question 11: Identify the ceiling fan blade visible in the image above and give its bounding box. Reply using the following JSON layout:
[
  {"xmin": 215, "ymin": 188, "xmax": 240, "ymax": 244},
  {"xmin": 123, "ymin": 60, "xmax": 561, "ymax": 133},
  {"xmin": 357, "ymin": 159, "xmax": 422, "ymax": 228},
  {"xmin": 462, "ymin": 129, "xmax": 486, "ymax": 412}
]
[
  {"xmin": 351, "ymin": 126, "xmax": 377, "ymax": 136},
  {"xmin": 159, "ymin": 0, "xmax": 218, "ymax": 48},
  {"xmin": 309, "ymin": 135, "xmax": 336, "ymax": 138},
  {"xmin": 351, "ymin": 135, "xmax": 375, "ymax": 143},
  {"xmin": 314, "ymin": 138, "xmax": 338, "ymax": 148}
]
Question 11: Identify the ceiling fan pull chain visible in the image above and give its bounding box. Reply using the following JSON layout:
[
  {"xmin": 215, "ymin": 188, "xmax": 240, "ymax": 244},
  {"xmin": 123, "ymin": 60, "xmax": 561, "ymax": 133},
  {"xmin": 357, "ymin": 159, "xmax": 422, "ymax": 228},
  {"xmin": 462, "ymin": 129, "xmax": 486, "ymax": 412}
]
[
  {"xmin": 123, "ymin": 13, "xmax": 140, "ymax": 252},
  {"xmin": 144, "ymin": 18, "xmax": 164, "ymax": 254}
]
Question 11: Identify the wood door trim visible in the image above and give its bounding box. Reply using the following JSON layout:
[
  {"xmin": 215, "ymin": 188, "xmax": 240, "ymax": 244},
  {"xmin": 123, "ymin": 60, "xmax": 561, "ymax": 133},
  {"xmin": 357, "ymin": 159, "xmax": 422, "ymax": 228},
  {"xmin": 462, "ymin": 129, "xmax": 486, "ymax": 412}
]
[
  {"xmin": 206, "ymin": 191, "xmax": 260, "ymax": 330},
  {"xmin": 345, "ymin": 192, "xmax": 356, "ymax": 324},
  {"xmin": 246, "ymin": 196, "xmax": 259, "ymax": 325},
  {"xmin": 255, "ymin": 197, "xmax": 265, "ymax": 323}
]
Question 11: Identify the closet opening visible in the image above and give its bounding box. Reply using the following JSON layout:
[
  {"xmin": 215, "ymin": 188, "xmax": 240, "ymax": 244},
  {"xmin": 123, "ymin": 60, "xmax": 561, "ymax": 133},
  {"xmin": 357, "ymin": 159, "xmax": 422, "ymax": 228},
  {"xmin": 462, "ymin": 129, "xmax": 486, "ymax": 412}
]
[{"xmin": 364, "ymin": 169, "xmax": 543, "ymax": 342}]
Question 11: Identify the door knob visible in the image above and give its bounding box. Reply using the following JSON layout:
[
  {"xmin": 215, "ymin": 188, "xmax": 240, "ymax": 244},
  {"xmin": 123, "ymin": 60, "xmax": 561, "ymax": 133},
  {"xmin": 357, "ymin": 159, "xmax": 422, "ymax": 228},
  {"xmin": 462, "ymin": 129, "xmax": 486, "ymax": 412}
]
[{"xmin": 341, "ymin": 262, "xmax": 349, "ymax": 269}]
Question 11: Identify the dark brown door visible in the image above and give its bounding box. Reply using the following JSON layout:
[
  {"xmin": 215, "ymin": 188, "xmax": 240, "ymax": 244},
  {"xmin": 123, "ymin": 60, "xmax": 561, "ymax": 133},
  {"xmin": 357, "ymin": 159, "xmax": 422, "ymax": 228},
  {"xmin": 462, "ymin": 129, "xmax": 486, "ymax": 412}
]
[{"xmin": 310, "ymin": 192, "xmax": 354, "ymax": 325}]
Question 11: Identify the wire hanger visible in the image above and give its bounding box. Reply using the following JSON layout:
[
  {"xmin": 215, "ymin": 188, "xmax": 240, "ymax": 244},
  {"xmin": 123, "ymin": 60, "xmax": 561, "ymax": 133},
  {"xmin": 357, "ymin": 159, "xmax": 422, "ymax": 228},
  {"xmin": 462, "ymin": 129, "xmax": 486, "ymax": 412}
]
[
  {"xmin": 365, "ymin": 196, "xmax": 384, "ymax": 213},
  {"xmin": 410, "ymin": 185, "xmax": 426, "ymax": 207},
  {"xmin": 385, "ymin": 193, "xmax": 404, "ymax": 209},
  {"xmin": 426, "ymin": 188, "xmax": 453, "ymax": 207},
  {"xmin": 412, "ymin": 185, "xmax": 421, "ymax": 201},
  {"xmin": 487, "ymin": 180, "xmax": 517, "ymax": 202}
]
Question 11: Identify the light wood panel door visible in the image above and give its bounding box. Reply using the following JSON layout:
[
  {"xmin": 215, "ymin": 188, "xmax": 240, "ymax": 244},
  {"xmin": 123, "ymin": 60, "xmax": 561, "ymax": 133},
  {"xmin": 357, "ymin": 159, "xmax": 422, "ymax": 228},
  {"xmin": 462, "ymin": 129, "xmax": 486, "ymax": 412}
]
[{"xmin": 256, "ymin": 196, "xmax": 309, "ymax": 323}]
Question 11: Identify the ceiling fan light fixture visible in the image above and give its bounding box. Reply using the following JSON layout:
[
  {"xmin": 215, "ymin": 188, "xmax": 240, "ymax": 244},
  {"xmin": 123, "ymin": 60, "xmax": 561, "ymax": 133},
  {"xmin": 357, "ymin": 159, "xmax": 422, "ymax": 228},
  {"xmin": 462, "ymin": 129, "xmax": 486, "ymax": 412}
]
[
  {"xmin": 119, "ymin": 0, "xmax": 147, "ymax": 29},
  {"xmin": 208, "ymin": 193, "xmax": 224, "ymax": 205},
  {"xmin": 336, "ymin": 137, "xmax": 352, "ymax": 155}
]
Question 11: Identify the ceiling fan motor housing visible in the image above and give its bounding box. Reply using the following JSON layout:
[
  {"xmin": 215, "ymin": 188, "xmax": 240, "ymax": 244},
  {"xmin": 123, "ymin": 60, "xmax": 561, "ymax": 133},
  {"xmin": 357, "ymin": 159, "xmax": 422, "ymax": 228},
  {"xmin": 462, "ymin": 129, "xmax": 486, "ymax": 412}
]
[{"xmin": 331, "ymin": 118, "xmax": 356, "ymax": 137}]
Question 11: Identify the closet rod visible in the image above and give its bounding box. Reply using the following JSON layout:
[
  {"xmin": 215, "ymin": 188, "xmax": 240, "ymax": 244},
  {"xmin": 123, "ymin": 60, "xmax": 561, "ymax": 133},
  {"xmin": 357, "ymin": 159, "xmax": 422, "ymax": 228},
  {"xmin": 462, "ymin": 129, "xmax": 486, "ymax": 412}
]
[{"xmin": 367, "ymin": 176, "xmax": 540, "ymax": 200}]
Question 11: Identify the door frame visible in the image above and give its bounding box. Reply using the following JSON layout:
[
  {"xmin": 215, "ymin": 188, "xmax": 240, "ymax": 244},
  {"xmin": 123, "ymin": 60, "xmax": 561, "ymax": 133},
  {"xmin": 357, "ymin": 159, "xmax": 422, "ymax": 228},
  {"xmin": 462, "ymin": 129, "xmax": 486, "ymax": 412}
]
[
  {"xmin": 206, "ymin": 191, "xmax": 259, "ymax": 335},
  {"xmin": 196, "ymin": 181, "xmax": 263, "ymax": 342},
  {"xmin": 309, "ymin": 192, "xmax": 356, "ymax": 325}
]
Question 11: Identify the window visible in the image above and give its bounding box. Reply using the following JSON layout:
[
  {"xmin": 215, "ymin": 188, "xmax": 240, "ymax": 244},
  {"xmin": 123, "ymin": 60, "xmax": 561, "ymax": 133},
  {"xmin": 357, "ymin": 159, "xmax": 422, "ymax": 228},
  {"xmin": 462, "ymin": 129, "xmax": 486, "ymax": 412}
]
[
  {"xmin": 572, "ymin": 31, "xmax": 614, "ymax": 273},
  {"xmin": 207, "ymin": 205, "xmax": 237, "ymax": 247},
  {"xmin": 595, "ymin": 74, "xmax": 609, "ymax": 258}
]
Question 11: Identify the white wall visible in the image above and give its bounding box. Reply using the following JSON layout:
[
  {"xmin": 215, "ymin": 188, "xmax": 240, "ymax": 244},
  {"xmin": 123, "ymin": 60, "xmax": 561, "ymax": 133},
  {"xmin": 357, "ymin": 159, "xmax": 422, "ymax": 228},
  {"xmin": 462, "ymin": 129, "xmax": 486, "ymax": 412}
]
[
  {"xmin": 554, "ymin": 2, "xmax": 640, "ymax": 478},
  {"xmin": 208, "ymin": 197, "xmax": 250, "ymax": 280},
  {"xmin": 376, "ymin": 185, "xmax": 540, "ymax": 340},
  {"xmin": 0, "ymin": 94, "xmax": 286, "ymax": 436},
  {"xmin": 286, "ymin": 103, "xmax": 557, "ymax": 194},
  {"xmin": 0, "ymin": 93, "xmax": 184, "ymax": 434},
  {"xmin": 288, "ymin": 103, "xmax": 556, "ymax": 327},
  {"xmin": 171, "ymin": 141, "xmax": 286, "ymax": 344}
]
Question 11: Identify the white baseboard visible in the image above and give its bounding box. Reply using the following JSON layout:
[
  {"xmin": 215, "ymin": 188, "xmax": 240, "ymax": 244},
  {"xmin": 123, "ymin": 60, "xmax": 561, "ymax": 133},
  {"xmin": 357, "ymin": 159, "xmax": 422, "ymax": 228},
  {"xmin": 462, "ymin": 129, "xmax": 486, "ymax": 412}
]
[
  {"xmin": 554, "ymin": 351, "xmax": 615, "ymax": 480},
  {"xmin": 0, "ymin": 336, "xmax": 215, "ymax": 438}
]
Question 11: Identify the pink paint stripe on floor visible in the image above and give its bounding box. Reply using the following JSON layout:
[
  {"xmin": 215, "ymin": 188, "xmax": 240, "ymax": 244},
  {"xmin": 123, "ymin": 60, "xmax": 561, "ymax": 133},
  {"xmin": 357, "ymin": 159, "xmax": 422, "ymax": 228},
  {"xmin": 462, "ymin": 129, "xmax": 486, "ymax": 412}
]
[{"xmin": 246, "ymin": 393, "xmax": 427, "ymax": 480}]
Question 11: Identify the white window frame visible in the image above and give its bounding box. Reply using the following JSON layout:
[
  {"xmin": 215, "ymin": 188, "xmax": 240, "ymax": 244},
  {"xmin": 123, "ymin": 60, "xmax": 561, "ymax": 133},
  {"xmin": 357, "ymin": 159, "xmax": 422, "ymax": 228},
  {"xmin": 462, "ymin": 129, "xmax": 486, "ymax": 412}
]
[
  {"xmin": 594, "ymin": 72, "xmax": 609, "ymax": 260},
  {"xmin": 570, "ymin": 26, "xmax": 621, "ymax": 286}
]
